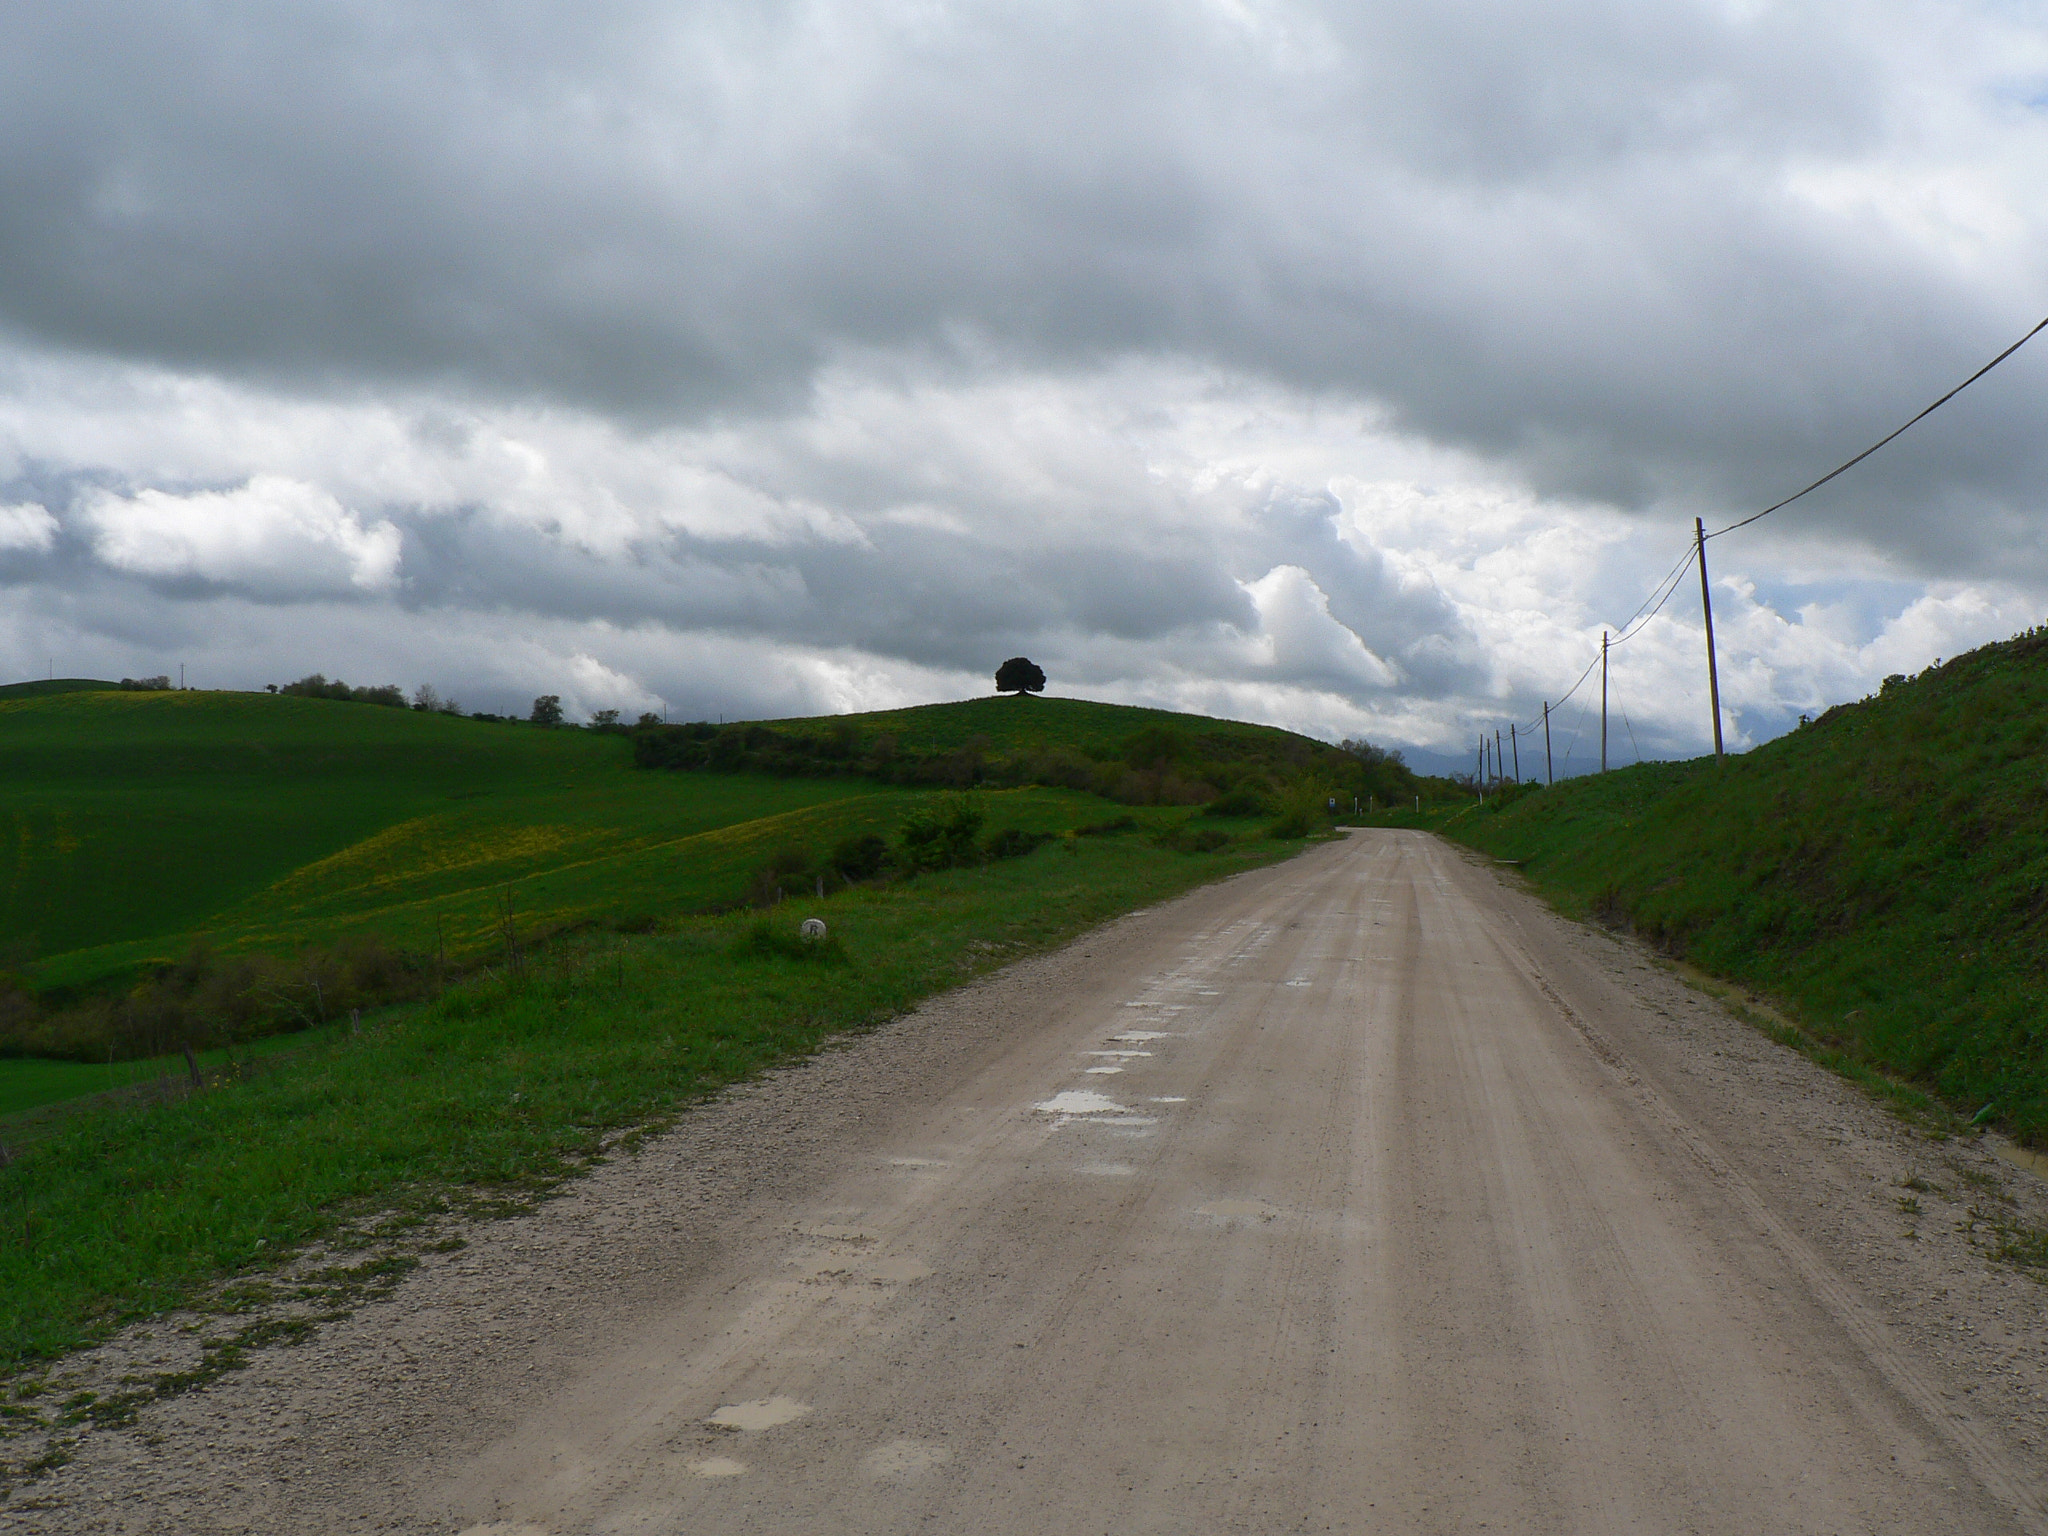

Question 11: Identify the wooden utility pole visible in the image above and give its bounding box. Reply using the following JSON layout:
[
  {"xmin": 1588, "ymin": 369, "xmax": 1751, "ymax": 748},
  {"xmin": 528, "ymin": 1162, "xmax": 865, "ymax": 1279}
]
[
  {"xmin": 1495, "ymin": 729, "xmax": 1503, "ymax": 789},
  {"xmin": 1695, "ymin": 517, "xmax": 1725, "ymax": 762},
  {"xmin": 1475, "ymin": 740, "xmax": 1485, "ymax": 801},
  {"xmin": 1510, "ymin": 723, "xmax": 1519, "ymax": 782},
  {"xmin": 1600, "ymin": 631, "xmax": 1609, "ymax": 773},
  {"xmin": 1542, "ymin": 701, "xmax": 1553, "ymax": 785}
]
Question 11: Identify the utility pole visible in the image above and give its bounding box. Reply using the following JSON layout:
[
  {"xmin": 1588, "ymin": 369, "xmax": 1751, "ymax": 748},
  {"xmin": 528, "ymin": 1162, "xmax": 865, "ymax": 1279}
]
[
  {"xmin": 1542, "ymin": 702, "xmax": 1553, "ymax": 785},
  {"xmin": 1510, "ymin": 723, "xmax": 1519, "ymax": 782},
  {"xmin": 1495, "ymin": 729, "xmax": 1504, "ymax": 789},
  {"xmin": 1475, "ymin": 740, "xmax": 1484, "ymax": 801},
  {"xmin": 1696, "ymin": 517, "xmax": 1725, "ymax": 763},
  {"xmin": 1600, "ymin": 631, "xmax": 1609, "ymax": 774}
]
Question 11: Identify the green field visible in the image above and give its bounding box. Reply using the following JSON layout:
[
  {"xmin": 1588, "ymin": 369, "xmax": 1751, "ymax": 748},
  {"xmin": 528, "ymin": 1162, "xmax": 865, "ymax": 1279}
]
[
  {"xmin": 0, "ymin": 681, "xmax": 1335, "ymax": 1394},
  {"xmin": 0, "ymin": 802, "xmax": 1297, "ymax": 1377},
  {"xmin": 1430, "ymin": 626, "xmax": 2048, "ymax": 1142},
  {"xmin": 0, "ymin": 689, "xmax": 908, "ymax": 994}
]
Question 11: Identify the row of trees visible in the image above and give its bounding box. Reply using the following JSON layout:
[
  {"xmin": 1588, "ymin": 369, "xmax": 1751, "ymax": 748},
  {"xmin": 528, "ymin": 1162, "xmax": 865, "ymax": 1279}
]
[{"xmin": 263, "ymin": 675, "xmax": 655, "ymax": 729}]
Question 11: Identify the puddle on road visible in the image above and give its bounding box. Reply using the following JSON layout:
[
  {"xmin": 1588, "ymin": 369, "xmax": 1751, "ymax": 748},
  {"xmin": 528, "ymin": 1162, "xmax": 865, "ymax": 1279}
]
[
  {"xmin": 707, "ymin": 1397, "xmax": 812, "ymax": 1433},
  {"xmin": 1149, "ymin": 1096, "xmax": 1187, "ymax": 1104},
  {"xmin": 888, "ymin": 1157, "xmax": 948, "ymax": 1170},
  {"xmin": 862, "ymin": 1440, "xmax": 953, "ymax": 1481},
  {"xmin": 689, "ymin": 1458, "xmax": 749, "ymax": 1478},
  {"xmin": 1110, "ymin": 1030, "xmax": 1173, "ymax": 1043},
  {"xmin": 1087, "ymin": 1049, "xmax": 1152, "ymax": 1058},
  {"xmin": 1085, "ymin": 1066, "xmax": 1123, "ymax": 1075}
]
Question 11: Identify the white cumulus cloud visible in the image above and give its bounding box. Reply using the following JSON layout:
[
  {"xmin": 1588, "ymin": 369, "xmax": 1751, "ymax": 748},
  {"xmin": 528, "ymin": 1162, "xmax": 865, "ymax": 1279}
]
[{"xmin": 82, "ymin": 476, "xmax": 403, "ymax": 596}]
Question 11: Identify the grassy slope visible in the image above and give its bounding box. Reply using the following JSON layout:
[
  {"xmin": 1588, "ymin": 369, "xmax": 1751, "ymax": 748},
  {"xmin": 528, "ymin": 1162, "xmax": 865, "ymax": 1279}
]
[
  {"xmin": 0, "ymin": 690, "xmax": 891, "ymax": 990},
  {"xmin": 0, "ymin": 680, "xmax": 121, "ymax": 701},
  {"xmin": 1441, "ymin": 628, "xmax": 2048, "ymax": 1141},
  {"xmin": 0, "ymin": 685, "xmax": 1322, "ymax": 1380},
  {"xmin": 786, "ymin": 694, "xmax": 1320, "ymax": 758}
]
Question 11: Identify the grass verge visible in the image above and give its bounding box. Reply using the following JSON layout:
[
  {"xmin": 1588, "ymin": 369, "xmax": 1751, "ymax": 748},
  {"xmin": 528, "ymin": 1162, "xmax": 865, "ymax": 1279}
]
[{"xmin": 0, "ymin": 822, "xmax": 1299, "ymax": 1379}]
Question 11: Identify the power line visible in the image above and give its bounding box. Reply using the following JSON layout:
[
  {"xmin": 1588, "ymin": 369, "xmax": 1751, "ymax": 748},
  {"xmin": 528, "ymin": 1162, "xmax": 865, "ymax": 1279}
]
[
  {"xmin": 1486, "ymin": 312, "xmax": 2046, "ymax": 763},
  {"xmin": 1706, "ymin": 313, "xmax": 2048, "ymax": 540}
]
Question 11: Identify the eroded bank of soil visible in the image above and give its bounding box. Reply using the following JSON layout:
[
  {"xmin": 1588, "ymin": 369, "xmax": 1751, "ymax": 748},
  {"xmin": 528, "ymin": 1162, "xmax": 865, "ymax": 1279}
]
[{"xmin": 8, "ymin": 831, "xmax": 2047, "ymax": 1534}]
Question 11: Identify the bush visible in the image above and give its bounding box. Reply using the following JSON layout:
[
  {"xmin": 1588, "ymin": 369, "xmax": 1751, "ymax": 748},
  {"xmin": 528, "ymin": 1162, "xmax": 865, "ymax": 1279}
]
[
  {"xmin": 1202, "ymin": 788, "xmax": 1271, "ymax": 818},
  {"xmin": 1265, "ymin": 779, "xmax": 1330, "ymax": 839},
  {"xmin": 0, "ymin": 938, "xmax": 436, "ymax": 1063},
  {"xmin": 829, "ymin": 832, "xmax": 890, "ymax": 882},
  {"xmin": 1153, "ymin": 822, "xmax": 1231, "ymax": 854},
  {"xmin": 897, "ymin": 796, "xmax": 985, "ymax": 873},
  {"xmin": 1075, "ymin": 814, "xmax": 1138, "ymax": 837},
  {"xmin": 275, "ymin": 674, "xmax": 408, "ymax": 708},
  {"xmin": 985, "ymin": 828, "xmax": 1053, "ymax": 861},
  {"xmin": 728, "ymin": 919, "xmax": 848, "ymax": 965},
  {"xmin": 747, "ymin": 845, "xmax": 814, "ymax": 907}
]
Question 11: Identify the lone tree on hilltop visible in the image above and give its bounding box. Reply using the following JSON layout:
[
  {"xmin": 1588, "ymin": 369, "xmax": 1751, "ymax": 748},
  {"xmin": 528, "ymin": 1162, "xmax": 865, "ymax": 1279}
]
[
  {"xmin": 530, "ymin": 694, "xmax": 564, "ymax": 727},
  {"xmin": 994, "ymin": 657, "xmax": 1046, "ymax": 696}
]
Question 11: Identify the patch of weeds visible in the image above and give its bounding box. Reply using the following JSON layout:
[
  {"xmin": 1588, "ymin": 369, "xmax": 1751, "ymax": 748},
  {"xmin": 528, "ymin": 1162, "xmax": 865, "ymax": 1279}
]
[
  {"xmin": 729, "ymin": 919, "xmax": 849, "ymax": 965},
  {"xmin": 1898, "ymin": 1173, "xmax": 1944, "ymax": 1196},
  {"xmin": 1957, "ymin": 1205, "xmax": 2048, "ymax": 1282},
  {"xmin": 1952, "ymin": 1163, "xmax": 2009, "ymax": 1199},
  {"xmin": 1897, "ymin": 1196, "xmax": 1924, "ymax": 1217}
]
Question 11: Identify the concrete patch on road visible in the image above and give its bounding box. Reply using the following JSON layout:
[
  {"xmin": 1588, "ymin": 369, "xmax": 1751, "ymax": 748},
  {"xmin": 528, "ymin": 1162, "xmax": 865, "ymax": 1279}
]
[
  {"xmin": 1195, "ymin": 1199, "xmax": 1285, "ymax": 1227},
  {"xmin": 687, "ymin": 1457, "xmax": 749, "ymax": 1478},
  {"xmin": 706, "ymin": 1396, "xmax": 811, "ymax": 1433},
  {"xmin": 1034, "ymin": 1090, "xmax": 1128, "ymax": 1116},
  {"xmin": 860, "ymin": 1440, "xmax": 953, "ymax": 1480}
]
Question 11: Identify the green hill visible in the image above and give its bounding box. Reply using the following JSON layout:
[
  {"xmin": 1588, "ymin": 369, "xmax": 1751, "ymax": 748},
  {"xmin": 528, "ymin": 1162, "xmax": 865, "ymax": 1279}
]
[
  {"xmin": 1441, "ymin": 626, "xmax": 2048, "ymax": 1142},
  {"xmin": 635, "ymin": 694, "xmax": 1427, "ymax": 812},
  {"xmin": 0, "ymin": 689, "xmax": 895, "ymax": 993},
  {"xmin": 779, "ymin": 695, "xmax": 1315, "ymax": 758},
  {"xmin": 0, "ymin": 678, "xmax": 123, "ymax": 700},
  {"xmin": 0, "ymin": 688, "xmax": 1339, "ymax": 1370}
]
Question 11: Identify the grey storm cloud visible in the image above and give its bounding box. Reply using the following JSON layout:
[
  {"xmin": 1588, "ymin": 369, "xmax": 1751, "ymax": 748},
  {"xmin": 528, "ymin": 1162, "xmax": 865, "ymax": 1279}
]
[
  {"xmin": 1, "ymin": 0, "xmax": 2043, "ymax": 571},
  {"xmin": 1, "ymin": 0, "xmax": 2044, "ymax": 749}
]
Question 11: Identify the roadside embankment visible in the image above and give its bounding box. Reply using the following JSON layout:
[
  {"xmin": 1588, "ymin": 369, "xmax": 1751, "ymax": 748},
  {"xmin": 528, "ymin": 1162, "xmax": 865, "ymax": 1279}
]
[{"xmin": 1438, "ymin": 625, "xmax": 2048, "ymax": 1145}]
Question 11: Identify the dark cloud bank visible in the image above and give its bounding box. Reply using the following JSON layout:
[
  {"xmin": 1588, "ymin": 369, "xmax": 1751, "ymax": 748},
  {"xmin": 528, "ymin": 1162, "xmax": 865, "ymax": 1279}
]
[{"xmin": 0, "ymin": 0, "xmax": 2043, "ymax": 751}]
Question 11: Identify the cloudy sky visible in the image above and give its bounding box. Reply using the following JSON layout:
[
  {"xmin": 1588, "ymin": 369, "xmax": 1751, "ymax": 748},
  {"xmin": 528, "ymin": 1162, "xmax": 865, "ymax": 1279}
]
[{"xmin": 2, "ymin": 0, "xmax": 2044, "ymax": 768}]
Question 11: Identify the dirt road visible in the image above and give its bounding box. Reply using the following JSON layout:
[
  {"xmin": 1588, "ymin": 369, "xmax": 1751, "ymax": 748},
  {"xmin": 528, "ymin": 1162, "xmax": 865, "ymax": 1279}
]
[{"xmin": 23, "ymin": 831, "xmax": 2048, "ymax": 1533}]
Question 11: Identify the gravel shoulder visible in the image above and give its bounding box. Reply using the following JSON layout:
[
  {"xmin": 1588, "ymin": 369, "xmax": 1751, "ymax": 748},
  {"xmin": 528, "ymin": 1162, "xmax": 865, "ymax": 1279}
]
[{"xmin": 8, "ymin": 830, "xmax": 2046, "ymax": 1534}]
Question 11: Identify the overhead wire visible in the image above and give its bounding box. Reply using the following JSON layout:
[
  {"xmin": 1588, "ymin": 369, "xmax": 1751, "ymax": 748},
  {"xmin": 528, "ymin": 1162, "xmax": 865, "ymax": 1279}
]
[
  {"xmin": 1706, "ymin": 313, "xmax": 2048, "ymax": 540},
  {"xmin": 1484, "ymin": 311, "xmax": 2047, "ymax": 758}
]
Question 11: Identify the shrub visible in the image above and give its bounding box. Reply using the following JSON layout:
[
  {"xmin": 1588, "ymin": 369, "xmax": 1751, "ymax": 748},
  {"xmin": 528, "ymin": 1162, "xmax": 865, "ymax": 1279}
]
[
  {"xmin": 829, "ymin": 833, "xmax": 890, "ymax": 882},
  {"xmin": 984, "ymin": 828, "xmax": 1053, "ymax": 860},
  {"xmin": 1075, "ymin": 814, "xmax": 1138, "ymax": 836},
  {"xmin": 1202, "ymin": 787, "xmax": 1271, "ymax": 818},
  {"xmin": 747, "ymin": 845, "xmax": 813, "ymax": 907},
  {"xmin": 897, "ymin": 796, "xmax": 985, "ymax": 873},
  {"xmin": 729, "ymin": 918, "xmax": 848, "ymax": 965}
]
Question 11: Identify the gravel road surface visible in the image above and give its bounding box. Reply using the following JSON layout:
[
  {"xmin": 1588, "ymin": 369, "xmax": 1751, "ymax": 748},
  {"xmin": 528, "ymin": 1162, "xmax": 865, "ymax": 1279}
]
[{"xmin": 19, "ymin": 830, "xmax": 2048, "ymax": 1534}]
